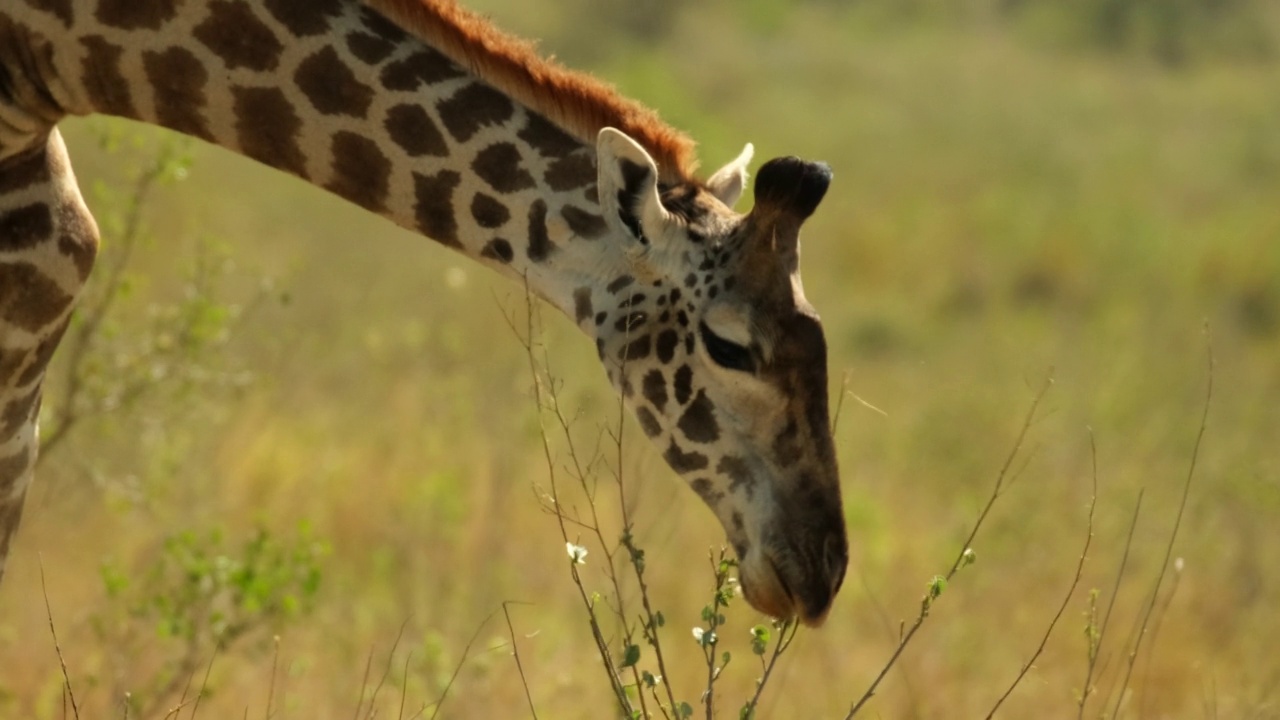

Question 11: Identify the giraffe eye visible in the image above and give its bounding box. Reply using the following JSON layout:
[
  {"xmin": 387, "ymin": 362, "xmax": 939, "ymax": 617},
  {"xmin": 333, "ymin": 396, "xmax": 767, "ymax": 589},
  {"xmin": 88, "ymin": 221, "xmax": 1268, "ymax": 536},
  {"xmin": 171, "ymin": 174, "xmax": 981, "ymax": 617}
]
[{"xmin": 699, "ymin": 322, "xmax": 756, "ymax": 373}]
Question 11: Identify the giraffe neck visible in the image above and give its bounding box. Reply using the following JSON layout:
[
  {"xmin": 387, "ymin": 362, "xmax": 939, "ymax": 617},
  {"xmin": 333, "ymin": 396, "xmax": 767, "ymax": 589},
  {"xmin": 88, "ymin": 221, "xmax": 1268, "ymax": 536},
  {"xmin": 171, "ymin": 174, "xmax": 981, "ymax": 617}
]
[{"xmin": 3, "ymin": 0, "xmax": 648, "ymax": 325}]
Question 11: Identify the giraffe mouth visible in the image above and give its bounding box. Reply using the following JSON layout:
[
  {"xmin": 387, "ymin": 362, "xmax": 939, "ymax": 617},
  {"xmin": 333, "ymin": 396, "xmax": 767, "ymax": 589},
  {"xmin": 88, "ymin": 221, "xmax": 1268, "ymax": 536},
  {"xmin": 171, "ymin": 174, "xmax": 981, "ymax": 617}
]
[{"xmin": 739, "ymin": 547, "xmax": 839, "ymax": 628}]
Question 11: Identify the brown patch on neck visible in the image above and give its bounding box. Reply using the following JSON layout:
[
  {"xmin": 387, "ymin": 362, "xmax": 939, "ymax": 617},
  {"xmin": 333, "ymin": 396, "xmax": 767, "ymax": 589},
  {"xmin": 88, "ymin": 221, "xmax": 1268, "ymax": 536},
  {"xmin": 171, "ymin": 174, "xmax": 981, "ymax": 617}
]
[{"xmin": 367, "ymin": 0, "xmax": 699, "ymax": 184}]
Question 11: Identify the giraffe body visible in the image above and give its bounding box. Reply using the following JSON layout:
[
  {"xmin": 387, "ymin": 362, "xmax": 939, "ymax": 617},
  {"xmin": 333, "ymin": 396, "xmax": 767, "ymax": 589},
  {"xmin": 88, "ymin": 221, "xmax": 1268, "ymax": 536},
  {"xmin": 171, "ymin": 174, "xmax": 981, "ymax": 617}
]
[{"xmin": 0, "ymin": 0, "xmax": 848, "ymax": 624}]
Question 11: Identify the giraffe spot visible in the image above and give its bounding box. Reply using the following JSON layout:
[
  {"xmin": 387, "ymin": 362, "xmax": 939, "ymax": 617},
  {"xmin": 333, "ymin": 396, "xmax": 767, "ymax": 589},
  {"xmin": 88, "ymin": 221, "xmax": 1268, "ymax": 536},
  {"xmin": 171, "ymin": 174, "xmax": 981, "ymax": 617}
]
[
  {"xmin": 615, "ymin": 312, "xmax": 647, "ymax": 333},
  {"xmin": 383, "ymin": 104, "xmax": 448, "ymax": 158},
  {"xmin": 264, "ymin": 0, "xmax": 344, "ymax": 37},
  {"xmin": 80, "ymin": 36, "xmax": 136, "ymax": 116},
  {"xmin": 573, "ymin": 287, "xmax": 592, "ymax": 325},
  {"xmin": 618, "ymin": 336, "xmax": 650, "ymax": 362},
  {"xmin": 22, "ymin": 0, "xmax": 73, "ymax": 27},
  {"xmin": 620, "ymin": 293, "xmax": 646, "ymax": 308},
  {"xmin": 665, "ymin": 440, "xmax": 709, "ymax": 474},
  {"xmin": 347, "ymin": 31, "xmax": 398, "ymax": 65},
  {"xmin": 561, "ymin": 205, "xmax": 605, "ymax": 239},
  {"xmin": 0, "ymin": 263, "xmax": 72, "ymax": 333},
  {"xmin": 57, "ymin": 234, "xmax": 97, "ymax": 281},
  {"xmin": 773, "ymin": 417, "xmax": 803, "ymax": 467},
  {"xmin": 0, "ymin": 144, "xmax": 51, "ymax": 195},
  {"xmin": 545, "ymin": 154, "xmax": 595, "ymax": 191},
  {"xmin": 584, "ymin": 185, "xmax": 599, "ymax": 204},
  {"xmin": 526, "ymin": 199, "xmax": 556, "ymax": 262},
  {"xmin": 0, "ymin": 204, "xmax": 53, "ymax": 250},
  {"xmin": 143, "ymin": 46, "xmax": 213, "ymax": 141},
  {"xmin": 594, "ymin": 312, "xmax": 606, "ymax": 326},
  {"xmin": 684, "ymin": 272, "xmax": 697, "ymax": 288},
  {"xmin": 642, "ymin": 370, "xmax": 667, "ymax": 413},
  {"xmin": 325, "ymin": 131, "xmax": 390, "ymax": 212},
  {"xmin": 606, "ymin": 276, "xmax": 633, "ymax": 294},
  {"xmin": 472, "ymin": 143, "xmax": 535, "ymax": 194},
  {"xmin": 635, "ymin": 406, "xmax": 662, "ymax": 438},
  {"xmin": 296, "ymin": 47, "xmax": 374, "ymax": 118},
  {"xmin": 94, "ymin": 0, "xmax": 177, "ymax": 29},
  {"xmin": 518, "ymin": 113, "xmax": 580, "ymax": 158},
  {"xmin": 381, "ymin": 48, "xmax": 463, "ymax": 91},
  {"xmin": 17, "ymin": 318, "xmax": 69, "ymax": 386},
  {"xmin": 691, "ymin": 478, "xmax": 722, "ymax": 505},
  {"xmin": 718, "ymin": 456, "xmax": 755, "ymax": 497},
  {"xmin": 724, "ymin": 277, "xmax": 736, "ymax": 292},
  {"xmin": 232, "ymin": 86, "xmax": 308, "ymax": 178},
  {"xmin": 678, "ymin": 390, "xmax": 720, "ymax": 443},
  {"xmin": 731, "ymin": 512, "xmax": 745, "ymax": 534},
  {"xmin": 480, "ymin": 239, "xmax": 514, "ymax": 264},
  {"xmin": 676, "ymin": 310, "xmax": 689, "ymax": 328},
  {"xmin": 437, "ymin": 84, "xmax": 514, "ymax": 143},
  {"xmin": 655, "ymin": 329, "xmax": 679, "ymax": 364},
  {"xmin": 412, "ymin": 170, "xmax": 462, "ymax": 248},
  {"xmin": 685, "ymin": 333, "xmax": 695, "ymax": 355},
  {"xmin": 673, "ymin": 364, "xmax": 692, "ymax": 405},
  {"xmin": 0, "ymin": 387, "xmax": 40, "ymax": 438},
  {"xmin": 194, "ymin": 0, "xmax": 283, "ymax": 72},
  {"xmin": 0, "ymin": 447, "xmax": 31, "ymax": 483},
  {"xmin": 470, "ymin": 194, "xmax": 509, "ymax": 229}
]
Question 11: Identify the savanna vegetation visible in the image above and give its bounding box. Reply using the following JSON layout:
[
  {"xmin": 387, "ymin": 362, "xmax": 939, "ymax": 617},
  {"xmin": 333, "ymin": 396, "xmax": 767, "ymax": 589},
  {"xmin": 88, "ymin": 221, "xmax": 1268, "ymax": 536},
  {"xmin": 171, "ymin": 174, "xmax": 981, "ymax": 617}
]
[{"xmin": 3, "ymin": 0, "xmax": 1279, "ymax": 717}]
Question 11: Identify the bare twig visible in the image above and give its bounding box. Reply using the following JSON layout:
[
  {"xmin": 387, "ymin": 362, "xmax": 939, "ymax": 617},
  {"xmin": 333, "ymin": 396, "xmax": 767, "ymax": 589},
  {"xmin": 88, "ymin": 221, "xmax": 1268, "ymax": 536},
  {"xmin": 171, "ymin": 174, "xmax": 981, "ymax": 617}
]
[
  {"xmin": 352, "ymin": 646, "xmax": 375, "ymax": 720},
  {"xmin": 1078, "ymin": 490, "xmax": 1144, "ymax": 716},
  {"xmin": 188, "ymin": 645, "xmax": 218, "ymax": 719},
  {"xmin": 506, "ymin": 278, "xmax": 634, "ymax": 715},
  {"xmin": 502, "ymin": 601, "xmax": 540, "ymax": 719},
  {"xmin": 40, "ymin": 556, "xmax": 81, "ymax": 720},
  {"xmin": 986, "ymin": 431, "xmax": 1099, "ymax": 717},
  {"xmin": 741, "ymin": 619, "xmax": 799, "ymax": 718},
  {"xmin": 427, "ymin": 607, "xmax": 501, "ymax": 720},
  {"xmin": 1110, "ymin": 344, "xmax": 1213, "ymax": 718},
  {"xmin": 365, "ymin": 619, "xmax": 410, "ymax": 719},
  {"xmin": 265, "ymin": 636, "xmax": 281, "ymax": 720},
  {"xmin": 845, "ymin": 373, "xmax": 1053, "ymax": 718}
]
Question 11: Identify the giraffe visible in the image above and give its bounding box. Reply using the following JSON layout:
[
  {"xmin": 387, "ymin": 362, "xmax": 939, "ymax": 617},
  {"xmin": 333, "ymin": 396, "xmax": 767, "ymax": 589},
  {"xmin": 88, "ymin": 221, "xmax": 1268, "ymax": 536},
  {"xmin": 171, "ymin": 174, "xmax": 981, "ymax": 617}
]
[{"xmin": 0, "ymin": 0, "xmax": 848, "ymax": 625}]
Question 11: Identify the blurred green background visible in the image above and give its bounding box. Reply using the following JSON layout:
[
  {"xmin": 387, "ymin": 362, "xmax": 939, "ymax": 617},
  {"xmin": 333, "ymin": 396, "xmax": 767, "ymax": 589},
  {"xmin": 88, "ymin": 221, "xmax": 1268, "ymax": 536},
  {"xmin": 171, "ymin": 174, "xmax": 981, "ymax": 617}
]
[{"xmin": 3, "ymin": 0, "xmax": 1279, "ymax": 716}]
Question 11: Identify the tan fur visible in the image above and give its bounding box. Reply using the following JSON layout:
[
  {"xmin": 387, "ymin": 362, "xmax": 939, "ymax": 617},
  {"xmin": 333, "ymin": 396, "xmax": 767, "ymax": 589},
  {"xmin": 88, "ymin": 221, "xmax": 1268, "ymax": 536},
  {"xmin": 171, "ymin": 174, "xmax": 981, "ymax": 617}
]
[{"xmin": 368, "ymin": 0, "xmax": 699, "ymax": 184}]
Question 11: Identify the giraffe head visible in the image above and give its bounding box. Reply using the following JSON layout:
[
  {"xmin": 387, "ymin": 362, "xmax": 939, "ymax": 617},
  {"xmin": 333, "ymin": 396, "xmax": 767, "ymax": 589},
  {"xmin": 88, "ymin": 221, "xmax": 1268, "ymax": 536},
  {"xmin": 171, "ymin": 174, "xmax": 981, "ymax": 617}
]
[{"xmin": 591, "ymin": 128, "xmax": 847, "ymax": 626}]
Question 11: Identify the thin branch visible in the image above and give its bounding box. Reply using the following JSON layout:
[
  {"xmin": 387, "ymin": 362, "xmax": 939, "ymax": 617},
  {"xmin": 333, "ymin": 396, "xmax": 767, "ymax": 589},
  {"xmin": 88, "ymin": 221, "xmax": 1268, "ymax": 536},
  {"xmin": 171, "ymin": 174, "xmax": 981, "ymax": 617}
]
[
  {"xmin": 1078, "ymin": 490, "xmax": 1144, "ymax": 717},
  {"xmin": 986, "ymin": 430, "xmax": 1099, "ymax": 717},
  {"xmin": 366, "ymin": 619, "xmax": 411, "ymax": 719},
  {"xmin": 40, "ymin": 556, "xmax": 81, "ymax": 720},
  {"xmin": 427, "ymin": 607, "xmax": 501, "ymax": 720},
  {"xmin": 1110, "ymin": 343, "xmax": 1213, "ymax": 718},
  {"xmin": 265, "ymin": 636, "xmax": 280, "ymax": 720},
  {"xmin": 351, "ymin": 646, "xmax": 374, "ymax": 720},
  {"xmin": 845, "ymin": 373, "xmax": 1053, "ymax": 718},
  {"xmin": 502, "ymin": 602, "xmax": 539, "ymax": 719}
]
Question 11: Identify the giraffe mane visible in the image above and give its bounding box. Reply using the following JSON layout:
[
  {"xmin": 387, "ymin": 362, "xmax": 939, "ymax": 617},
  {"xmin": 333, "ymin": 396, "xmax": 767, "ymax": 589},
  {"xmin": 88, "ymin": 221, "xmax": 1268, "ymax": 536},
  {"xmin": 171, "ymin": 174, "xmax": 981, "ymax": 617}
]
[{"xmin": 368, "ymin": 0, "xmax": 700, "ymax": 184}]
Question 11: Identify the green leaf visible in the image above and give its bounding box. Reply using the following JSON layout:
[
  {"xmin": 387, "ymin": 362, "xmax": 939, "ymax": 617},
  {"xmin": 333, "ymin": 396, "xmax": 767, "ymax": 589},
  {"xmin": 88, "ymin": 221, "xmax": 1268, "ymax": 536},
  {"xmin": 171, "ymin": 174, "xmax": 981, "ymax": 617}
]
[{"xmin": 621, "ymin": 643, "xmax": 641, "ymax": 668}]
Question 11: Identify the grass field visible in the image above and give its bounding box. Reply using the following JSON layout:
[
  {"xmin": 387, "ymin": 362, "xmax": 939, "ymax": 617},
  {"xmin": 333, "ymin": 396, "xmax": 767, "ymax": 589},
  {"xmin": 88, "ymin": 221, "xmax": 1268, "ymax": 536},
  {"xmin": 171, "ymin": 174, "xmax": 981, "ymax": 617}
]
[{"xmin": 2, "ymin": 1, "xmax": 1279, "ymax": 717}]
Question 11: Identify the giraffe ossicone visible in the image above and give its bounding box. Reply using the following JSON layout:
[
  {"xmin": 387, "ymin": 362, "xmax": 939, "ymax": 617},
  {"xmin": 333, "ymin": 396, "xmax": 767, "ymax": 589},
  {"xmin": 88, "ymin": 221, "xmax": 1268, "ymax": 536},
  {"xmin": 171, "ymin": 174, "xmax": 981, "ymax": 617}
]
[{"xmin": 0, "ymin": 0, "xmax": 847, "ymax": 625}]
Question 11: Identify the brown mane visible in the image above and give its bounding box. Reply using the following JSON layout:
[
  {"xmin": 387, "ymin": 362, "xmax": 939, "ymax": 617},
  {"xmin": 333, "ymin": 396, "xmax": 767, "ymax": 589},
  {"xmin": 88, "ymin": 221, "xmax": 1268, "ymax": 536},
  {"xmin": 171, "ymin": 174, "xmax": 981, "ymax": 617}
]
[{"xmin": 369, "ymin": 0, "xmax": 700, "ymax": 184}]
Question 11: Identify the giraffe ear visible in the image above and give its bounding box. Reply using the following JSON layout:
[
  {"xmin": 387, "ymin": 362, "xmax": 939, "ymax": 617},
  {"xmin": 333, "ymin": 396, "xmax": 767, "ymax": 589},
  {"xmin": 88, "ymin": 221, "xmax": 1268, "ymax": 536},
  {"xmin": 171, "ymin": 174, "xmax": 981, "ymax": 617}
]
[
  {"xmin": 705, "ymin": 143, "xmax": 754, "ymax": 208},
  {"xmin": 596, "ymin": 127, "xmax": 672, "ymax": 248}
]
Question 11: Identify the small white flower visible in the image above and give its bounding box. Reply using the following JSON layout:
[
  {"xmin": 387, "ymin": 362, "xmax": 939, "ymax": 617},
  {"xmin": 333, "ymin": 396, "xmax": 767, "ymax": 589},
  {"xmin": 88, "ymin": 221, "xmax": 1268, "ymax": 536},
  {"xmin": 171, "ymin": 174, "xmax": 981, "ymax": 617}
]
[
  {"xmin": 691, "ymin": 627, "xmax": 705, "ymax": 643},
  {"xmin": 566, "ymin": 542, "xmax": 588, "ymax": 565}
]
